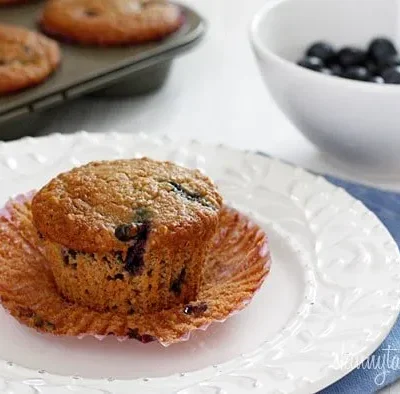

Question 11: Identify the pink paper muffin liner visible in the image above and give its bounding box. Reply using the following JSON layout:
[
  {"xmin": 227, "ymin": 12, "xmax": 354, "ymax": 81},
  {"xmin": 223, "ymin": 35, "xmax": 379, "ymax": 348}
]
[{"xmin": 0, "ymin": 192, "xmax": 271, "ymax": 346}]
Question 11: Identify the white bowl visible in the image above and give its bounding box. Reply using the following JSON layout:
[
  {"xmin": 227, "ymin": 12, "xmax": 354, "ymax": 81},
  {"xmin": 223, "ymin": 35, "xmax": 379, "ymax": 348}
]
[{"xmin": 250, "ymin": 0, "xmax": 400, "ymax": 170}]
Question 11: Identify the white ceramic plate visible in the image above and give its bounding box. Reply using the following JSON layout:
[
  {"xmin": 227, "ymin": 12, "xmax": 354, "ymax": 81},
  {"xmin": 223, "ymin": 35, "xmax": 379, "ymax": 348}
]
[{"xmin": 0, "ymin": 131, "xmax": 399, "ymax": 394}]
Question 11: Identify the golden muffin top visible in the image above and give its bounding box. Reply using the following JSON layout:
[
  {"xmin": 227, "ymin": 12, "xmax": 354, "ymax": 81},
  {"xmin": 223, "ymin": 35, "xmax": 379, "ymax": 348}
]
[{"xmin": 32, "ymin": 158, "xmax": 223, "ymax": 253}]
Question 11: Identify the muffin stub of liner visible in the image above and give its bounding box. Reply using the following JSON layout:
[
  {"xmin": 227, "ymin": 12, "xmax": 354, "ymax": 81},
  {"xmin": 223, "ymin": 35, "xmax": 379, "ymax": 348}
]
[{"xmin": 0, "ymin": 192, "xmax": 270, "ymax": 346}]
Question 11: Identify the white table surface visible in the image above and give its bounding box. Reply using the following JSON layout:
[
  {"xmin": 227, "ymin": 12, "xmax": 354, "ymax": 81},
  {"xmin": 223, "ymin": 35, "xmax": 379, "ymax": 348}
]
[{"xmin": 32, "ymin": 0, "xmax": 399, "ymax": 392}]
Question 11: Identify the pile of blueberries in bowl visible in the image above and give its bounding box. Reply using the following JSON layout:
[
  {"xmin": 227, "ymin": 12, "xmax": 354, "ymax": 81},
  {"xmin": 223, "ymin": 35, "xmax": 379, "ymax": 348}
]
[{"xmin": 298, "ymin": 38, "xmax": 400, "ymax": 84}]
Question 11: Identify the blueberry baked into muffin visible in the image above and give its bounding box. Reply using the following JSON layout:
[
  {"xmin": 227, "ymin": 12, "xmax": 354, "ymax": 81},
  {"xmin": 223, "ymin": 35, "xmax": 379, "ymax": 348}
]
[{"xmin": 31, "ymin": 158, "xmax": 223, "ymax": 315}]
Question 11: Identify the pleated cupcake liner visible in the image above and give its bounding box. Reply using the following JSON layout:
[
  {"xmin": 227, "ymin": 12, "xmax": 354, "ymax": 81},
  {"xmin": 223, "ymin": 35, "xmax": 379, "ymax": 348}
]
[{"xmin": 0, "ymin": 192, "xmax": 270, "ymax": 346}]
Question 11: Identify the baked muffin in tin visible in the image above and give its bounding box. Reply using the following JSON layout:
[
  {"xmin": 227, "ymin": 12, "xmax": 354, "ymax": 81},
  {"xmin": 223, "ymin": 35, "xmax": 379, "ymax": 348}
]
[
  {"xmin": 40, "ymin": 0, "xmax": 184, "ymax": 46},
  {"xmin": 0, "ymin": 23, "xmax": 60, "ymax": 95}
]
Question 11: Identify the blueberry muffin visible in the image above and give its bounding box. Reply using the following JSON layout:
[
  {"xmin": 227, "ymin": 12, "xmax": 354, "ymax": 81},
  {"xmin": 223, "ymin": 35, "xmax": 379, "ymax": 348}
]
[
  {"xmin": 40, "ymin": 0, "xmax": 183, "ymax": 46},
  {"xmin": 31, "ymin": 158, "xmax": 222, "ymax": 314},
  {"xmin": 0, "ymin": 24, "xmax": 60, "ymax": 95}
]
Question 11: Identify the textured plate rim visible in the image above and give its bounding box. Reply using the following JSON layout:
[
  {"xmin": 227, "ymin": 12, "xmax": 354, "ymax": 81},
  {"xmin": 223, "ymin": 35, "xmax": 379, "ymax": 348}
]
[{"xmin": 0, "ymin": 131, "xmax": 397, "ymax": 394}]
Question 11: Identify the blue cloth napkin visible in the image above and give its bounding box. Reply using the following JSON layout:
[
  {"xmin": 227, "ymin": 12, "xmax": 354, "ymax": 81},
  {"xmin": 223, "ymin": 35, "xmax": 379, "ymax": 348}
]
[{"xmin": 318, "ymin": 176, "xmax": 400, "ymax": 394}]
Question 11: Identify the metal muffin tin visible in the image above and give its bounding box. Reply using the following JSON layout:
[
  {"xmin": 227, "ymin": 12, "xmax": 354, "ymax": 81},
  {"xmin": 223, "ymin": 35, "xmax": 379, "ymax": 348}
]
[{"xmin": 0, "ymin": 2, "xmax": 205, "ymax": 140}]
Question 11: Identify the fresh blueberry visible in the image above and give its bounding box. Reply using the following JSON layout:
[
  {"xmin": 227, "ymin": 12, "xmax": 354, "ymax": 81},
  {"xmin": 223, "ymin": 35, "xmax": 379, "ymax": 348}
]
[
  {"xmin": 368, "ymin": 37, "xmax": 397, "ymax": 65},
  {"xmin": 337, "ymin": 47, "xmax": 366, "ymax": 67},
  {"xmin": 306, "ymin": 42, "xmax": 336, "ymax": 63},
  {"xmin": 297, "ymin": 56, "xmax": 324, "ymax": 71},
  {"xmin": 343, "ymin": 66, "xmax": 370, "ymax": 81},
  {"xmin": 365, "ymin": 60, "xmax": 379, "ymax": 75},
  {"xmin": 382, "ymin": 66, "xmax": 400, "ymax": 84},
  {"xmin": 377, "ymin": 54, "xmax": 400, "ymax": 71},
  {"xmin": 370, "ymin": 75, "xmax": 385, "ymax": 84},
  {"xmin": 320, "ymin": 64, "xmax": 342, "ymax": 77},
  {"xmin": 329, "ymin": 64, "xmax": 343, "ymax": 77},
  {"xmin": 320, "ymin": 68, "xmax": 333, "ymax": 75}
]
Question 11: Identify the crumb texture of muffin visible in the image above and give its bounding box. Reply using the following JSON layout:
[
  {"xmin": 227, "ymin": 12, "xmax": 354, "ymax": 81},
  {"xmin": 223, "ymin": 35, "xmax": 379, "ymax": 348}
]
[
  {"xmin": 32, "ymin": 158, "xmax": 223, "ymax": 314},
  {"xmin": 40, "ymin": 0, "xmax": 184, "ymax": 46},
  {"xmin": 0, "ymin": 23, "xmax": 60, "ymax": 95}
]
